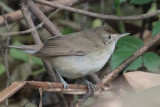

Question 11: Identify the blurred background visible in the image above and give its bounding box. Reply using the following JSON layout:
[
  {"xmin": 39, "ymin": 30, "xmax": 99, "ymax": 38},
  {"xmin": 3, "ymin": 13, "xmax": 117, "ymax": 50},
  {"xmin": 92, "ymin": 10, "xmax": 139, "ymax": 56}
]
[{"xmin": 0, "ymin": 0, "xmax": 160, "ymax": 106}]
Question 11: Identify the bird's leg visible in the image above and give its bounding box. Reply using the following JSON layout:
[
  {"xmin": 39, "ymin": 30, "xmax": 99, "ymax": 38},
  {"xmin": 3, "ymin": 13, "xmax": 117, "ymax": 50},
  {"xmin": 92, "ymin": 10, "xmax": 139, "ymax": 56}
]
[
  {"xmin": 78, "ymin": 80, "xmax": 95, "ymax": 105},
  {"xmin": 85, "ymin": 80, "xmax": 95, "ymax": 96},
  {"xmin": 55, "ymin": 69, "xmax": 69, "ymax": 90}
]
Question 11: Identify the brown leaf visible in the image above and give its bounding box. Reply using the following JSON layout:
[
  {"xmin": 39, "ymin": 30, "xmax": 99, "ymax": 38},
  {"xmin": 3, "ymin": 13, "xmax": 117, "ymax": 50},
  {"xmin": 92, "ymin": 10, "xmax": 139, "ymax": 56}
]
[
  {"xmin": 123, "ymin": 71, "xmax": 160, "ymax": 91},
  {"xmin": 0, "ymin": 82, "xmax": 26, "ymax": 103}
]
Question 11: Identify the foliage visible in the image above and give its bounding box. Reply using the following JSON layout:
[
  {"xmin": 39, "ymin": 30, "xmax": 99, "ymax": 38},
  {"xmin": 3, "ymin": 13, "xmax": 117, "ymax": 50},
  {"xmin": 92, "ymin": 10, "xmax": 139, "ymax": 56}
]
[
  {"xmin": 0, "ymin": 64, "xmax": 6, "ymax": 75},
  {"xmin": 130, "ymin": 0, "xmax": 153, "ymax": 5},
  {"xmin": 61, "ymin": 27, "xmax": 75, "ymax": 35},
  {"xmin": 31, "ymin": 56, "xmax": 43, "ymax": 66},
  {"xmin": 10, "ymin": 49, "xmax": 28, "ymax": 62},
  {"xmin": 152, "ymin": 21, "xmax": 160, "ymax": 36},
  {"xmin": 111, "ymin": 36, "xmax": 143, "ymax": 71},
  {"xmin": 92, "ymin": 19, "xmax": 103, "ymax": 27},
  {"xmin": 143, "ymin": 52, "xmax": 160, "ymax": 72},
  {"xmin": 111, "ymin": 36, "xmax": 160, "ymax": 72}
]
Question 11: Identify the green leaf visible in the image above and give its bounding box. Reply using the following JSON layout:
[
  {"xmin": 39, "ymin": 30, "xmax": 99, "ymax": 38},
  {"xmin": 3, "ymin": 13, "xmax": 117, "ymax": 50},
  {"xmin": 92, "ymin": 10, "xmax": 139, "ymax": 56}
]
[
  {"xmin": 119, "ymin": 0, "xmax": 126, "ymax": 3},
  {"xmin": 32, "ymin": 68, "xmax": 45, "ymax": 76},
  {"xmin": 143, "ymin": 52, "xmax": 160, "ymax": 72},
  {"xmin": 152, "ymin": 21, "xmax": 160, "ymax": 36},
  {"xmin": 9, "ymin": 41, "xmax": 28, "ymax": 62},
  {"xmin": 111, "ymin": 36, "xmax": 143, "ymax": 71},
  {"xmin": 130, "ymin": 0, "xmax": 152, "ymax": 5},
  {"xmin": 114, "ymin": 0, "xmax": 120, "ymax": 8},
  {"xmin": 126, "ymin": 56, "xmax": 142, "ymax": 71},
  {"xmin": 31, "ymin": 56, "xmax": 43, "ymax": 66},
  {"xmin": 92, "ymin": 19, "xmax": 102, "ymax": 28},
  {"xmin": 114, "ymin": 0, "xmax": 126, "ymax": 8},
  {"xmin": 10, "ymin": 49, "xmax": 28, "ymax": 62},
  {"xmin": 0, "ymin": 64, "xmax": 6, "ymax": 75},
  {"xmin": 61, "ymin": 27, "xmax": 75, "ymax": 35},
  {"xmin": 111, "ymin": 48, "xmax": 133, "ymax": 70},
  {"xmin": 116, "ymin": 36, "xmax": 144, "ymax": 50}
]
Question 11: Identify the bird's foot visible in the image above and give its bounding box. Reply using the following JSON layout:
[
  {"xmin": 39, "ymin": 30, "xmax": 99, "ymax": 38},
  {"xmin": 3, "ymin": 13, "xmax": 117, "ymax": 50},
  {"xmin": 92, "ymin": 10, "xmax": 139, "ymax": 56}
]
[
  {"xmin": 77, "ymin": 80, "xmax": 95, "ymax": 105},
  {"xmin": 85, "ymin": 80, "xmax": 95, "ymax": 95},
  {"xmin": 55, "ymin": 69, "xmax": 69, "ymax": 91},
  {"xmin": 83, "ymin": 80, "xmax": 95, "ymax": 100},
  {"xmin": 60, "ymin": 77, "xmax": 69, "ymax": 90}
]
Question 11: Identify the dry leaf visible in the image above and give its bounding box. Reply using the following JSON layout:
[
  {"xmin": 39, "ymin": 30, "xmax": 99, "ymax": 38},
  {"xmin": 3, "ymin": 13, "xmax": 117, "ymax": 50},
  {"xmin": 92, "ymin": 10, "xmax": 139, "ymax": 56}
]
[{"xmin": 123, "ymin": 71, "xmax": 160, "ymax": 91}]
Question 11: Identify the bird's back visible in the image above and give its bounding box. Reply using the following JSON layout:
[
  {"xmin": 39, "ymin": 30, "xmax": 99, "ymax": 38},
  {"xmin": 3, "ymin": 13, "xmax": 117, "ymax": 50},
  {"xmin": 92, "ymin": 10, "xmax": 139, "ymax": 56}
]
[{"xmin": 34, "ymin": 26, "xmax": 107, "ymax": 57}]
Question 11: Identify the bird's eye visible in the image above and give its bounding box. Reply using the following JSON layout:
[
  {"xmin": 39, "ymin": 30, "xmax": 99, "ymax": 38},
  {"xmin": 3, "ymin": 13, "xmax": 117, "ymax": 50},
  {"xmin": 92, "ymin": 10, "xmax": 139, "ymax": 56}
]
[{"xmin": 108, "ymin": 35, "xmax": 111, "ymax": 39}]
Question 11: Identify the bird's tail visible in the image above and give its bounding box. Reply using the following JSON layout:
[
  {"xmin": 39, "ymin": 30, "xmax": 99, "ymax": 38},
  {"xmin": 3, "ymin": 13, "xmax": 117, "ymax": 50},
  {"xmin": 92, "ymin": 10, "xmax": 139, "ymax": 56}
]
[{"xmin": 0, "ymin": 44, "xmax": 43, "ymax": 54}]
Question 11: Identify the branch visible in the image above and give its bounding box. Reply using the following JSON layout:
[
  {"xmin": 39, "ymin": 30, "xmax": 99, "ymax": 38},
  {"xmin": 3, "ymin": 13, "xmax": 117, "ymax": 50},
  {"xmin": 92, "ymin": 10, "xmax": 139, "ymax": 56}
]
[
  {"xmin": 28, "ymin": 0, "xmax": 62, "ymax": 36},
  {"xmin": 25, "ymin": 81, "xmax": 87, "ymax": 94},
  {"xmin": 0, "ymin": 6, "xmax": 11, "ymax": 106},
  {"xmin": 0, "ymin": 0, "xmax": 94, "ymax": 26},
  {"xmin": 0, "ymin": 8, "xmax": 60, "ymax": 37},
  {"xmin": 0, "ymin": 81, "xmax": 88, "ymax": 103},
  {"xmin": 20, "ymin": 0, "xmax": 42, "ymax": 44},
  {"xmin": 34, "ymin": 0, "xmax": 160, "ymax": 21},
  {"xmin": 0, "ymin": 22, "xmax": 43, "ymax": 36}
]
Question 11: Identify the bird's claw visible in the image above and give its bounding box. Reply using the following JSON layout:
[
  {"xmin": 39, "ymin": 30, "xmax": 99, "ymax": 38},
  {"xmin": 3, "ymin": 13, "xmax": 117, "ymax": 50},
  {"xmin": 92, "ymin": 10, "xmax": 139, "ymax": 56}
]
[
  {"xmin": 61, "ymin": 78, "xmax": 69, "ymax": 91},
  {"xmin": 54, "ymin": 69, "xmax": 69, "ymax": 91},
  {"xmin": 85, "ymin": 80, "xmax": 95, "ymax": 95}
]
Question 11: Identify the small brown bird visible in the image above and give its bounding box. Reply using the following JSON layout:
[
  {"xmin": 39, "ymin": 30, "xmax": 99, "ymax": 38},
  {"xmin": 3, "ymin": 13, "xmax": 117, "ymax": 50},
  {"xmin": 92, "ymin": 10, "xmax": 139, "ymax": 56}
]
[{"xmin": 6, "ymin": 26, "xmax": 129, "ymax": 79}]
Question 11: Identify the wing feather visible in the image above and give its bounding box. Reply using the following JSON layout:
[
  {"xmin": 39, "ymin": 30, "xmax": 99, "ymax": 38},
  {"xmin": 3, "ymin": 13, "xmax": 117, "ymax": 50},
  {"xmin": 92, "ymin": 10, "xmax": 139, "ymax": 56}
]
[{"xmin": 34, "ymin": 27, "xmax": 105, "ymax": 56}]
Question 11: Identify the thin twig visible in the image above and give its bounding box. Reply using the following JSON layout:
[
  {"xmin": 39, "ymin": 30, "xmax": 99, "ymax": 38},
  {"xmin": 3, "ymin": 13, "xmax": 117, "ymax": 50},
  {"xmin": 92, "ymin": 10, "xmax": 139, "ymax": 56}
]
[
  {"xmin": 0, "ymin": 1, "xmax": 13, "ymax": 13},
  {"xmin": 0, "ymin": 81, "xmax": 90, "ymax": 103},
  {"xmin": 0, "ymin": 0, "xmax": 94, "ymax": 26},
  {"xmin": 34, "ymin": 0, "xmax": 160, "ymax": 21},
  {"xmin": 25, "ymin": 81, "xmax": 88, "ymax": 94},
  {"xmin": 20, "ymin": 0, "xmax": 42, "ymax": 44},
  {"xmin": 1, "ymin": 6, "xmax": 11, "ymax": 107},
  {"xmin": 81, "ymin": 2, "xmax": 88, "ymax": 30},
  {"xmin": 39, "ymin": 88, "xmax": 42, "ymax": 107},
  {"xmin": 28, "ymin": 0, "xmax": 62, "ymax": 36},
  {"xmin": 0, "ymin": 23, "xmax": 43, "ymax": 36},
  {"xmin": 0, "ymin": 9, "xmax": 60, "ymax": 37}
]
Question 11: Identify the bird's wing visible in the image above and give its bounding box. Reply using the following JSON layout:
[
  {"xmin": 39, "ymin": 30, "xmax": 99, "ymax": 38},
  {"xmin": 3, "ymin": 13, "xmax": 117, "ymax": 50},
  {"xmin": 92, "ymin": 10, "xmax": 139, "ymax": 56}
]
[{"xmin": 34, "ymin": 30, "xmax": 102, "ymax": 56}]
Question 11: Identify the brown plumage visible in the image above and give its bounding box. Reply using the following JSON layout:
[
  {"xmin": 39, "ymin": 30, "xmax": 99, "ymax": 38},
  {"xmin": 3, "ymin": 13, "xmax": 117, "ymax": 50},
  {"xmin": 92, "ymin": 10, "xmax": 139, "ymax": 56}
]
[{"xmin": 34, "ymin": 26, "xmax": 113, "ymax": 57}]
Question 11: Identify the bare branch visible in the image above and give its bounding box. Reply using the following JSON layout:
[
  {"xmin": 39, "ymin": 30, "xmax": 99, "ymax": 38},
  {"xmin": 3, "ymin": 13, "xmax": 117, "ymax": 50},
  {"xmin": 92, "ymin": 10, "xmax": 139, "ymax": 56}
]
[
  {"xmin": 0, "ymin": 0, "xmax": 94, "ymax": 26},
  {"xmin": 28, "ymin": 0, "xmax": 62, "ymax": 36},
  {"xmin": 0, "ymin": 6, "xmax": 11, "ymax": 107},
  {"xmin": 0, "ymin": 22, "xmax": 43, "ymax": 36},
  {"xmin": 34, "ymin": 0, "xmax": 160, "ymax": 21},
  {"xmin": 20, "ymin": 0, "xmax": 42, "ymax": 44},
  {"xmin": 0, "ymin": 9, "xmax": 60, "ymax": 37},
  {"xmin": 0, "ymin": 81, "xmax": 88, "ymax": 103}
]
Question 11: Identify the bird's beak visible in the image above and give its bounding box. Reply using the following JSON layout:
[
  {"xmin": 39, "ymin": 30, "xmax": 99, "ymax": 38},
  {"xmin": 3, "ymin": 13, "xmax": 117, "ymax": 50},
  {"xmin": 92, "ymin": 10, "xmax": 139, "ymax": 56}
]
[{"xmin": 118, "ymin": 33, "xmax": 130, "ymax": 38}]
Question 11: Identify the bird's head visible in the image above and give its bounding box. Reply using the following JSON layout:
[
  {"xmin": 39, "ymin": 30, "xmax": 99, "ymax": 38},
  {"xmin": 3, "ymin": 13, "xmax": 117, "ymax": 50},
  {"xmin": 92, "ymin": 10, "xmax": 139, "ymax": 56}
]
[
  {"xmin": 103, "ymin": 33, "xmax": 130, "ymax": 45},
  {"xmin": 94, "ymin": 26, "xmax": 130, "ymax": 45}
]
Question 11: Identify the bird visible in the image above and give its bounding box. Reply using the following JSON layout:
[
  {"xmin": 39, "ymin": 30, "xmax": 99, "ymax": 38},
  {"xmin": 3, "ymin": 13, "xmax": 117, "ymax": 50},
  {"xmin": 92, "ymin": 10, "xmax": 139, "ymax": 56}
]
[{"xmin": 3, "ymin": 26, "xmax": 129, "ymax": 80}]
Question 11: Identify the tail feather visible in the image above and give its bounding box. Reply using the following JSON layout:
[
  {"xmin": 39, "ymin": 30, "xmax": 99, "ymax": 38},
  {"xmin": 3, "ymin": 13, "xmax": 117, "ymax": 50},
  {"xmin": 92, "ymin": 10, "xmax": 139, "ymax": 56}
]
[{"xmin": 2, "ymin": 44, "xmax": 43, "ymax": 54}]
